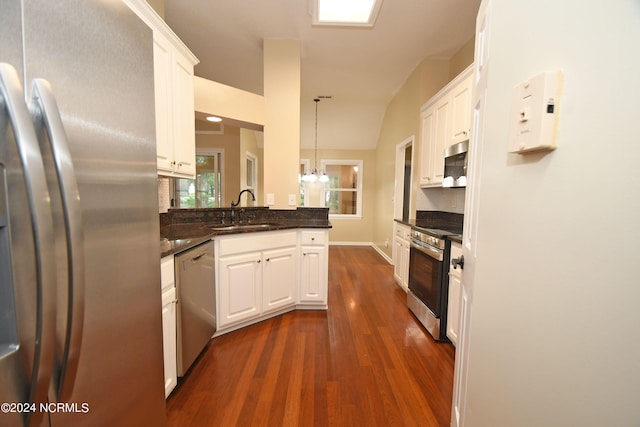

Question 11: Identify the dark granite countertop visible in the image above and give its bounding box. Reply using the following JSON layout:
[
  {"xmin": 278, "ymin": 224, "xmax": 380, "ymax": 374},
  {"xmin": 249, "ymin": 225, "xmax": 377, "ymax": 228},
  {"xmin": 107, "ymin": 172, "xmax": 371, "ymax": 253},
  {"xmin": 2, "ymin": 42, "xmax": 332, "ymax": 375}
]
[
  {"xmin": 160, "ymin": 207, "xmax": 332, "ymax": 258},
  {"xmin": 448, "ymin": 234, "xmax": 462, "ymax": 244}
]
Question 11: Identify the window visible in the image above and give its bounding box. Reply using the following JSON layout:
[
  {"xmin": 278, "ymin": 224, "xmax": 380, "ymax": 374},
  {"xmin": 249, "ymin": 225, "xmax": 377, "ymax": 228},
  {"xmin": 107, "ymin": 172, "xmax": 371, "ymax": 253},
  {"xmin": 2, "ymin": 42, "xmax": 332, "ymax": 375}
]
[
  {"xmin": 321, "ymin": 159, "xmax": 363, "ymax": 218},
  {"xmin": 174, "ymin": 150, "xmax": 224, "ymax": 208}
]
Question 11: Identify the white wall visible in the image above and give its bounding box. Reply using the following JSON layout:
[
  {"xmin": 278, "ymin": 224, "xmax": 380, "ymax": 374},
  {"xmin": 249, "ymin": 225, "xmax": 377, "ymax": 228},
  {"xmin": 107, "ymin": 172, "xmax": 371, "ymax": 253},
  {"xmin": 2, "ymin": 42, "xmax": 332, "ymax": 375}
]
[
  {"xmin": 415, "ymin": 187, "xmax": 465, "ymax": 214},
  {"xmin": 464, "ymin": 1, "xmax": 640, "ymax": 426}
]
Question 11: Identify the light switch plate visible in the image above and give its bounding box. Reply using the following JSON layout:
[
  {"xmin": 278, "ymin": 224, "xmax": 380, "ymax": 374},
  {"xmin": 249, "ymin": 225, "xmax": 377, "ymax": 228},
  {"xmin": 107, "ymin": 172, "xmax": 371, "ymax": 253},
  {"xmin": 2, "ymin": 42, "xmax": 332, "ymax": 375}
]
[
  {"xmin": 508, "ymin": 70, "xmax": 562, "ymax": 154},
  {"xmin": 267, "ymin": 193, "xmax": 275, "ymax": 206}
]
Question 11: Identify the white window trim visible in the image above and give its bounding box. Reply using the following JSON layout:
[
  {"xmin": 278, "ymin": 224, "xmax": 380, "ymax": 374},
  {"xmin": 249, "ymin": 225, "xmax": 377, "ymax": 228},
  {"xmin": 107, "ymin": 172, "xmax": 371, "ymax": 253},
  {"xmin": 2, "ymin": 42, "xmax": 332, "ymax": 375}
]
[
  {"xmin": 321, "ymin": 159, "xmax": 363, "ymax": 219},
  {"xmin": 300, "ymin": 159, "xmax": 310, "ymax": 207},
  {"xmin": 300, "ymin": 159, "xmax": 311, "ymax": 181},
  {"xmin": 246, "ymin": 151, "xmax": 258, "ymax": 202},
  {"xmin": 196, "ymin": 148, "xmax": 224, "ymax": 206}
]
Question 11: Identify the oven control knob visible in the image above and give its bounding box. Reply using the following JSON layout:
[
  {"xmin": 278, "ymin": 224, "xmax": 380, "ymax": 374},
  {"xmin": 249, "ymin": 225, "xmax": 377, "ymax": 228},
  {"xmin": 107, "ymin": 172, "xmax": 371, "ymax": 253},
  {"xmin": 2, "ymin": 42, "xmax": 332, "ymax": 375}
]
[{"xmin": 451, "ymin": 255, "xmax": 465, "ymax": 270}]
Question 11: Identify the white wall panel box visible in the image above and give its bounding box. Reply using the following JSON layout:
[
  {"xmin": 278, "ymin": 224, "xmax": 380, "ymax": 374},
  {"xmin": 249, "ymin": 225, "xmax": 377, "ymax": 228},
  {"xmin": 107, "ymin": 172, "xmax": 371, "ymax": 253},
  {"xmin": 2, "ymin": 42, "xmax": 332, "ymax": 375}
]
[{"xmin": 508, "ymin": 70, "xmax": 562, "ymax": 154}]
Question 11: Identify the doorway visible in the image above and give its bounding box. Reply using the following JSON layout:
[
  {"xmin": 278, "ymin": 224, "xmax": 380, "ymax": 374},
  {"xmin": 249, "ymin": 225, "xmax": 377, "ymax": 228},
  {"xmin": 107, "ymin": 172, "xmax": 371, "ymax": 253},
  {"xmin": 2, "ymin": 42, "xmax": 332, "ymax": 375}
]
[{"xmin": 395, "ymin": 136, "xmax": 414, "ymax": 221}]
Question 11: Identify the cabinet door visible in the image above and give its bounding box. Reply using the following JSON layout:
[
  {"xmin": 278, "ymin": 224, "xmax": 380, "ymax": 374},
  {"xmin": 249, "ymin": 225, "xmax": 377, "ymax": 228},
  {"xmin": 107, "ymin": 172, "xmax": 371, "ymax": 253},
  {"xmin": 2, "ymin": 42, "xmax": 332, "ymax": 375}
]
[
  {"xmin": 262, "ymin": 247, "xmax": 297, "ymax": 314},
  {"xmin": 450, "ymin": 74, "xmax": 472, "ymax": 145},
  {"xmin": 400, "ymin": 240, "xmax": 410, "ymax": 291},
  {"xmin": 447, "ymin": 243, "xmax": 463, "ymax": 346},
  {"xmin": 218, "ymin": 252, "xmax": 262, "ymax": 328},
  {"xmin": 161, "ymin": 287, "xmax": 177, "ymax": 397},
  {"xmin": 419, "ymin": 107, "xmax": 435, "ymax": 186},
  {"xmin": 447, "ymin": 272, "xmax": 461, "ymax": 346},
  {"xmin": 153, "ymin": 32, "xmax": 173, "ymax": 173},
  {"xmin": 393, "ymin": 237, "xmax": 404, "ymax": 284},
  {"xmin": 172, "ymin": 52, "xmax": 196, "ymax": 177},
  {"xmin": 431, "ymin": 95, "xmax": 450, "ymax": 185},
  {"xmin": 300, "ymin": 246, "xmax": 328, "ymax": 305}
]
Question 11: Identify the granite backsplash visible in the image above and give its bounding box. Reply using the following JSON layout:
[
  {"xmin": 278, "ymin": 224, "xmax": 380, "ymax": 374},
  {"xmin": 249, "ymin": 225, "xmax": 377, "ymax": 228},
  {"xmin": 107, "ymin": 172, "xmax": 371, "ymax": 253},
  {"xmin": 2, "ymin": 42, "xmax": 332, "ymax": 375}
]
[
  {"xmin": 160, "ymin": 207, "xmax": 330, "ymax": 229},
  {"xmin": 415, "ymin": 210, "xmax": 463, "ymax": 234}
]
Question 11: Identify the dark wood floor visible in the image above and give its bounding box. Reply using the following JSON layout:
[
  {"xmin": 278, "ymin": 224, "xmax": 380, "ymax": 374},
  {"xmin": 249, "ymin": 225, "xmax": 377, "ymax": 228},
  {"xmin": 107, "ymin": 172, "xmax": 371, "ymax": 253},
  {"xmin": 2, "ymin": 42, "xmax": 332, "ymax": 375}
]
[{"xmin": 166, "ymin": 246, "xmax": 455, "ymax": 426}]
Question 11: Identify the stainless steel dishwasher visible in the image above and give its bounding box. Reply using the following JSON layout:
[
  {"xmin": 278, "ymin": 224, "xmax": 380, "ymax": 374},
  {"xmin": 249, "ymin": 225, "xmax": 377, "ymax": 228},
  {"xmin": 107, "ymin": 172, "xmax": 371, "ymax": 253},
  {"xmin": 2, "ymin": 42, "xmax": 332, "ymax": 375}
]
[{"xmin": 175, "ymin": 240, "xmax": 216, "ymax": 376}]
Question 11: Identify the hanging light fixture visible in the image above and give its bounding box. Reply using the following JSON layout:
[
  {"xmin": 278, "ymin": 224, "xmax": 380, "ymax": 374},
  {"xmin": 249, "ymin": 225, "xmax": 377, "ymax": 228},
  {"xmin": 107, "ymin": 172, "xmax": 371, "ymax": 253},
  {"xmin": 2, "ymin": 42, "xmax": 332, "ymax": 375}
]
[{"xmin": 303, "ymin": 98, "xmax": 329, "ymax": 183}]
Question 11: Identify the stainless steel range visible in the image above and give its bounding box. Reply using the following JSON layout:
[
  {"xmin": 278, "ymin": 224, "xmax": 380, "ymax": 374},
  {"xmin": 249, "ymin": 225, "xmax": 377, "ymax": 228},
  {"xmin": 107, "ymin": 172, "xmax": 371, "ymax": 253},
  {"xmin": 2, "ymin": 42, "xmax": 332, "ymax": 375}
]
[{"xmin": 407, "ymin": 228, "xmax": 454, "ymax": 341}]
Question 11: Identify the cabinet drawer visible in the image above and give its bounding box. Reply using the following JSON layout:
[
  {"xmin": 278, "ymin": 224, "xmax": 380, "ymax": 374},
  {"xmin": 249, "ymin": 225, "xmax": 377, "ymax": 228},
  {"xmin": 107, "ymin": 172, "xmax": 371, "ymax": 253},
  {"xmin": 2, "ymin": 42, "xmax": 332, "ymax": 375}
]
[
  {"xmin": 219, "ymin": 230, "xmax": 297, "ymax": 256},
  {"xmin": 300, "ymin": 230, "xmax": 326, "ymax": 246},
  {"xmin": 395, "ymin": 224, "xmax": 411, "ymax": 240},
  {"xmin": 161, "ymin": 255, "xmax": 175, "ymax": 291}
]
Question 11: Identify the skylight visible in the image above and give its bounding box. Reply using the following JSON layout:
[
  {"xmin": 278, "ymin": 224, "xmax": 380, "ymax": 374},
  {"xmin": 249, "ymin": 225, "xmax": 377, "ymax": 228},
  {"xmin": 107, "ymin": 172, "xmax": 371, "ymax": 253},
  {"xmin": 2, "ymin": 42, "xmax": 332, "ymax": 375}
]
[{"xmin": 312, "ymin": 0, "xmax": 383, "ymax": 27}]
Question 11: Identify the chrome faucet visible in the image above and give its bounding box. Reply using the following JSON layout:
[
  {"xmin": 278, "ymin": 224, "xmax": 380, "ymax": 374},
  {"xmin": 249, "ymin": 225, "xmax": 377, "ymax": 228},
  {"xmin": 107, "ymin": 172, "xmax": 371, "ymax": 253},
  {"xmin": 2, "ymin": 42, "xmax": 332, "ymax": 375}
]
[{"xmin": 231, "ymin": 189, "xmax": 256, "ymax": 207}]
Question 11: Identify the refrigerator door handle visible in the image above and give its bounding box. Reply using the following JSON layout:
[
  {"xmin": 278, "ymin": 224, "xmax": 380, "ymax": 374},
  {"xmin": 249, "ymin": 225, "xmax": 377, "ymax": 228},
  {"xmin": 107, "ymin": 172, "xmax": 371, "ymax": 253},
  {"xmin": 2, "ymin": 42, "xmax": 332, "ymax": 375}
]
[
  {"xmin": 0, "ymin": 63, "xmax": 56, "ymax": 426},
  {"xmin": 30, "ymin": 78, "xmax": 85, "ymax": 401}
]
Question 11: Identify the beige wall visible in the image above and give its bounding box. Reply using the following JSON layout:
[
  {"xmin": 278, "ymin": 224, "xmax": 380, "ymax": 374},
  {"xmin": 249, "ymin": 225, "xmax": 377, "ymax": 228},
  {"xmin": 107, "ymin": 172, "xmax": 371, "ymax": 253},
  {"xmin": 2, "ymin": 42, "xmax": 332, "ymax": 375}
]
[
  {"xmin": 372, "ymin": 44, "xmax": 474, "ymax": 258},
  {"xmin": 449, "ymin": 37, "xmax": 475, "ymax": 79},
  {"xmin": 300, "ymin": 149, "xmax": 376, "ymax": 244},
  {"xmin": 194, "ymin": 77, "xmax": 265, "ymax": 126},
  {"xmin": 146, "ymin": 0, "xmax": 164, "ymax": 19},
  {"xmin": 263, "ymin": 39, "xmax": 300, "ymax": 209},
  {"xmin": 239, "ymin": 129, "xmax": 263, "ymax": 205}
]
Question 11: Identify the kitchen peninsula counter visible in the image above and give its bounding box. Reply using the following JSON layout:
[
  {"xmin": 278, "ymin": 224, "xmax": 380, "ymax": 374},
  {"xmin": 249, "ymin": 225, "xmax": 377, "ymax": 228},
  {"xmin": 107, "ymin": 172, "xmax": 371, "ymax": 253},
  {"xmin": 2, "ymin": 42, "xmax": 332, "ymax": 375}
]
[{"xmin": 160, "ymin": 207, "xmax": 331, "ymax": 257}]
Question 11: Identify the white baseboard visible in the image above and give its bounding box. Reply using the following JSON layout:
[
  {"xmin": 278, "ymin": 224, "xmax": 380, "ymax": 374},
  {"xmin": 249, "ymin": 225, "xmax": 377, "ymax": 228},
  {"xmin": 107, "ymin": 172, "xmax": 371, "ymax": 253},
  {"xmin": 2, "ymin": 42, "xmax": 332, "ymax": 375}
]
[{"xmin": 329, "ymin": 241, "xmax": 393, "ymax": 264}]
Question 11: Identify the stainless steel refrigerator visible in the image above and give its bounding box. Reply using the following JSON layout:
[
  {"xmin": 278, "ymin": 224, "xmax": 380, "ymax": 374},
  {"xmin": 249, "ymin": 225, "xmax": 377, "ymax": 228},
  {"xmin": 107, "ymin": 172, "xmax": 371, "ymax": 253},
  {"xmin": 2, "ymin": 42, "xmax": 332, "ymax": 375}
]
[{"xmin": 0, "ymin": 0, "xmax": 167, "ymax": 426}]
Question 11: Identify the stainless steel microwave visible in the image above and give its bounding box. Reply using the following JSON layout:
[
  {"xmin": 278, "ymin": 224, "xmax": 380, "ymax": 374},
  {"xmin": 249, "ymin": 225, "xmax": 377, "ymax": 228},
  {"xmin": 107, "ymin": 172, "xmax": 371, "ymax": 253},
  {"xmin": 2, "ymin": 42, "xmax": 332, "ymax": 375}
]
[{"xmin": 443, "ymin": 140, "xmax": 468, "ymax": 188}]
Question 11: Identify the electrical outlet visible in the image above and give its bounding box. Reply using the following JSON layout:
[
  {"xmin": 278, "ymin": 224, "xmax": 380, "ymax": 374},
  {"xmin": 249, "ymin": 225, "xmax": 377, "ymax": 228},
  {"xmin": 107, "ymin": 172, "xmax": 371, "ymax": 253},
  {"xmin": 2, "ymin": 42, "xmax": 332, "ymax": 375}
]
[
  {"xmin": 288, "ymin": 194, "xmax": 296, "ymax": 206},
  {"xmin": 267, "ymin": 193, "xmax": 275, "ymax": 206}
]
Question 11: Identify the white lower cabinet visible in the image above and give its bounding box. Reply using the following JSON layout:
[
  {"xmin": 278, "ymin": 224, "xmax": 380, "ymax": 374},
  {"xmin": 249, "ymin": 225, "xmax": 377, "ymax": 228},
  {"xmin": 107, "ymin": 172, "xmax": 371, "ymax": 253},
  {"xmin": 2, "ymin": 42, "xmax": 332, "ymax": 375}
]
[
  {"xmin": 393, "ymin": 223, "xmax": 411, "ymax": 291},
  {"xmin": 160, "ymin": 256, "xmax": 177, "ymax": 397},
  {"xmin": 300, "ymin": 230, "xmax": 328, "ymax": 306},
  {"xmin": 262, "ymin": 246, "xmax": 297, "ymax": 314},
  {"xmin": 447, "ymin": 242, "xmax": 463, "ymax": 346},
  {"xmin": 218, "ymin": 251, "xmax": 263, "ymax": 328},
  {"xmin": 215, "ymin": 229, "xmax": 329, "ymax": 334}
]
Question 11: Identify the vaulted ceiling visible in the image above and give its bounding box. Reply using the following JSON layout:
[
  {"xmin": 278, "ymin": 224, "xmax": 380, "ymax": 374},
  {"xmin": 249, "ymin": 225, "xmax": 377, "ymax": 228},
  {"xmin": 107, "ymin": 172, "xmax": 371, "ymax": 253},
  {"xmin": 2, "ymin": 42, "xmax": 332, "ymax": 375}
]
[{"xmin": 164, "ymin": 0, "xmax": 480, "ymax": 149}]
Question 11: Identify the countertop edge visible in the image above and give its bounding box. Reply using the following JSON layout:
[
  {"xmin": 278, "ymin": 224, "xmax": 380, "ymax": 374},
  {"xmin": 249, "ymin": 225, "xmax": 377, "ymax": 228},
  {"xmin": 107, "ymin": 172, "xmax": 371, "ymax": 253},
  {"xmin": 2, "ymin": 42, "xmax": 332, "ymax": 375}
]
[{"xmin": 161, "ymin": 222, "xmax": 332, "ymax": 258}]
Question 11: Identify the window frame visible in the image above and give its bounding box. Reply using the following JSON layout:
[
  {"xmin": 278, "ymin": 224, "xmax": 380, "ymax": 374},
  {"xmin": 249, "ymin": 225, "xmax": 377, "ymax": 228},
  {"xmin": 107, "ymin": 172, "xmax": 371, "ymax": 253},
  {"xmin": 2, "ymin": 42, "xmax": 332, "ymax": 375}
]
[
  {"xmin": 246, "ymin": 151, "xmax": 258, "ymax": 205},
  {"xmin": 173, "ymin": 148, "xmax": 224, "ymax": 208},
  {"xmin": 320, "ymin": 159, "xmax": 363, "ymax": 219}
]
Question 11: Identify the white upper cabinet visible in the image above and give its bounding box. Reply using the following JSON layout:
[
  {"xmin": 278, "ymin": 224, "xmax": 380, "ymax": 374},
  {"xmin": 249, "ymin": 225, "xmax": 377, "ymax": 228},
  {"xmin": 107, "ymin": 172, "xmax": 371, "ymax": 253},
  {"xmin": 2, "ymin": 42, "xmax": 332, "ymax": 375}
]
[
  {"xmin": 419, "ymin": 65, "xmax": 473, "ymax": 188},
  {"xmin": 449, "ymin": 73, "xmax": 473, "ymax": 146},
  {"xmin": 125, "ymin": 0, "xmax": 199, "ymax": 178},
  {"xmin": 419, "ymin": 108, "xmax": 435, "ymax": 185}
]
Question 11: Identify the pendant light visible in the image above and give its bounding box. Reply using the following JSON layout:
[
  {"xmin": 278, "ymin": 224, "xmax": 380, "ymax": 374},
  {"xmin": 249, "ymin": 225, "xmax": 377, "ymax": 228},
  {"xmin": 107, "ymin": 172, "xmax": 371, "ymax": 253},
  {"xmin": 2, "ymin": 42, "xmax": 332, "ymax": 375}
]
[{"xmin": 303, "ymin": 98, "xmax": 329, "ymax": 183}]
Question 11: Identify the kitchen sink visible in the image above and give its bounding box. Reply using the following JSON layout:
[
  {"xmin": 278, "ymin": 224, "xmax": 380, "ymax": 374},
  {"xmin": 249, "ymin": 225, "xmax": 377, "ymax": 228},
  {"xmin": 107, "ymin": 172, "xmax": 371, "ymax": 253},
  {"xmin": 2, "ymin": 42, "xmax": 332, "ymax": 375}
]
[{"xmin": 210, "ymin": 223, "xmax": 275, "ymax": 232}]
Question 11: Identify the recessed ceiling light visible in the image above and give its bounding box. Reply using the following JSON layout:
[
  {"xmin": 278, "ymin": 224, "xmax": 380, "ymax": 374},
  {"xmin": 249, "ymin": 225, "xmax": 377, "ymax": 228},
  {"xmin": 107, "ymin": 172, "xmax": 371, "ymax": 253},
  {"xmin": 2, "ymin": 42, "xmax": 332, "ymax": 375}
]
[
  {"xmin": 312, "ymin": 0, "xmax": 383, "ymax": 27},
  {"xmin": 206, "ymin": 116, "xmax": 222, "ymax": 122}
]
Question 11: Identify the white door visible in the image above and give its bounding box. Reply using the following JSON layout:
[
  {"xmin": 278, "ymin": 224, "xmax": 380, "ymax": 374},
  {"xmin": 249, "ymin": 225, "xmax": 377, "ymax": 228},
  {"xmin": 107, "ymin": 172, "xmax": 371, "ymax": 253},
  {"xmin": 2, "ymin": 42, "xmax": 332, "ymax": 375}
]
[{"xmin": 451, "ymin": 1, "xmax": 491, "ymax": 426}]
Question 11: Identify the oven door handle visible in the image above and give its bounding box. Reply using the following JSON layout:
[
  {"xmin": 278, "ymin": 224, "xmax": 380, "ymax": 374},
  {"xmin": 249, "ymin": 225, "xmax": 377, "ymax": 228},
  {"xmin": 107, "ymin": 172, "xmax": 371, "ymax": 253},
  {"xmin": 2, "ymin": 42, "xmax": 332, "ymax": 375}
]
[{"xmin": 410, "ymin": 239, "xmax": 444, "ymax": 262}]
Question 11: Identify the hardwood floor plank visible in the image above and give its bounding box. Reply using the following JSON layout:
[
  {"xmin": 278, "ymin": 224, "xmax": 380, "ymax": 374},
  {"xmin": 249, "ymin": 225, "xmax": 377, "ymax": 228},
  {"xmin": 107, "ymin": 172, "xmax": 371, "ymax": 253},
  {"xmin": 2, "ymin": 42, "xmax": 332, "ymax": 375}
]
[{"xmin": 167, "ymin": 246, "xmax": 455, "ymax": 426}]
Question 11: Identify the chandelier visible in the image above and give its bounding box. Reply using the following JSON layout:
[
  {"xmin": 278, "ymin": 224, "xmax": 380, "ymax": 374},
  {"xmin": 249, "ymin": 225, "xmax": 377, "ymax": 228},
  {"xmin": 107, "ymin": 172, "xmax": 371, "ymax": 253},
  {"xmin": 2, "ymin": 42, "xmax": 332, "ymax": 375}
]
[{"xmin": 302, "ymin": 98, "xmax": 329, "ymax": 183}]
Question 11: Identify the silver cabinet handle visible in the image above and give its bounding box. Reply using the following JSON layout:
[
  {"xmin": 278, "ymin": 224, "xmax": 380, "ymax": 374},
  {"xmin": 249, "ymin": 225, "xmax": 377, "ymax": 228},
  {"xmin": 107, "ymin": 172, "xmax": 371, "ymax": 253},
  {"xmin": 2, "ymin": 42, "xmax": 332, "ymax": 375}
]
[
  {"xmin": 0, "ymin": 63, "xmax": 56, "ymax": 425},
  {"xmin": 29, "ymin": 78, "xmax": 85, "ymax": 401},
  {"xmin": 191, "ymin": 252, "xmax": 206, "ymax": 263}
]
